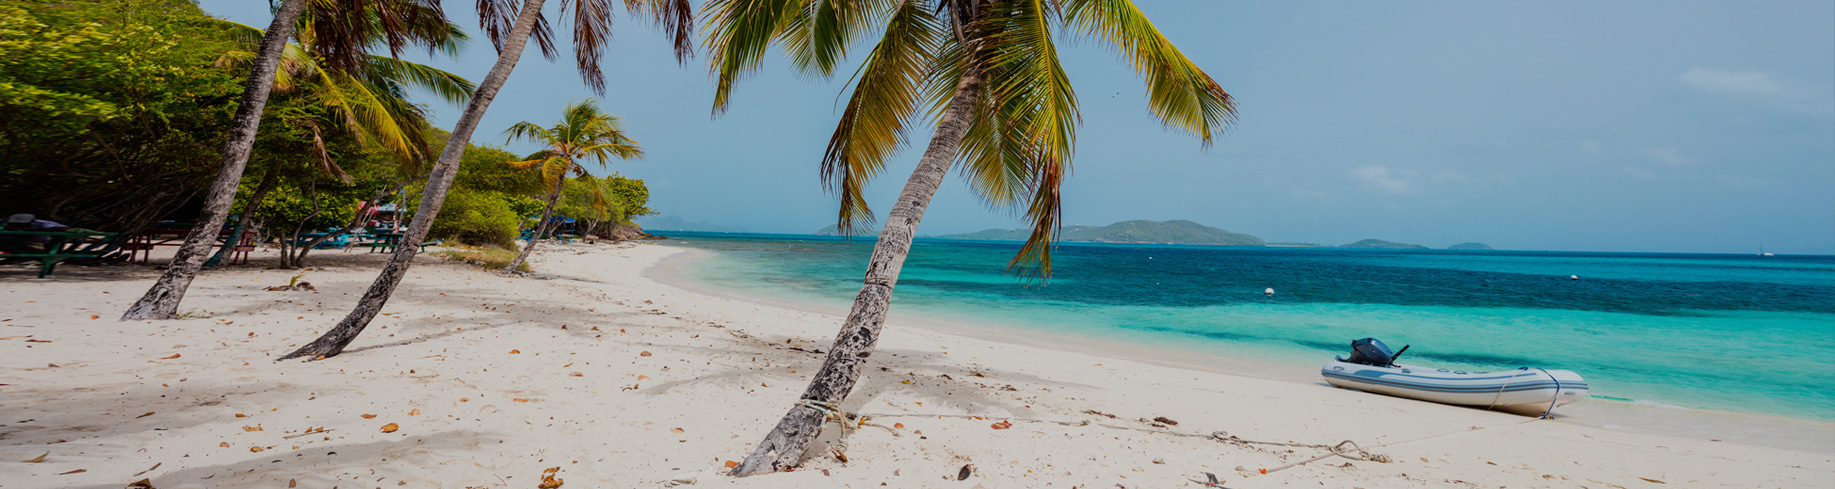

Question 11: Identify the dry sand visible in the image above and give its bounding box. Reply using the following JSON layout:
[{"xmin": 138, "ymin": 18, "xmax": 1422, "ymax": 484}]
[{"xmin": 1, "ymin": 242, "xmax": 1829, "ymax": 488}]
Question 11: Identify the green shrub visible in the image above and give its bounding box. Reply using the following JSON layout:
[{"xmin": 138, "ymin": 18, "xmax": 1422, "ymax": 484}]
[
  {"xmin": 428, "ymin": 191, "xmax": 520, "ymax": 248},
  {"xmin": 433, "ymin": 246, "xmax": 530, "ymax": 272}
]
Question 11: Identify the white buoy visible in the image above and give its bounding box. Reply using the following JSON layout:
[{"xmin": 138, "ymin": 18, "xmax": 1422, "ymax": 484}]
[
  {"xmin": 1265, "ymin": 288, "xmax": 1276, "ymax": 296},
  {"xmin": 1570, "ymin": 275, "xmax": 1579, "ymax": 280}
]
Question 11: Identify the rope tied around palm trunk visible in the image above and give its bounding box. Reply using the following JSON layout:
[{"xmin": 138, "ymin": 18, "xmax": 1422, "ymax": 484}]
[{"xmin": 796, "ymin": 399, "xmax": 861, "ymax": 461}]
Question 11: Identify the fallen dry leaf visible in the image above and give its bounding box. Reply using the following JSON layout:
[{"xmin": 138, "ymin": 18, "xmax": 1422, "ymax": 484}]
[
  {"xmin": 289, "ymin": 479, "xmax": 298, "ymax": 488},
  {"xmin": 22, "ymin": 452, "xmax": 47, "ymax": 463},
  {"xmin": 136, "ymin": 412, "xmax": 155, "ymax": 418},
  {"xmin": 159, "ymin": 353, "xmax": 181, "ymax": 360},
  {"xmin": 234, "ymin": 413, "xmax": 248, "ymax": 418},
  {"xmin": 408, "ymin": 409, "xmax": 420, "ymax": 416},
  {"xmin": 249, "ymin": 446, "xmax": 265, "ymax": 453},
  {"xmin": 670, "ymin": 427, "xmax": 684, "ymax": 433},
  {"xmin": 380, "ymin": 423, "xmax": 399, "ymax": 433},
  {"xmin": 724, "ymin": 460, "xmax": 739, "ymax": 468},
  {"xmin": 958, "ymin": 464, "xmax": 974, "ymax": 480},
  {"xmin": 26, "ymin": 339, "xmax": 50, "ymax": 343},
  {"xmin": 513, "ymin": 398, "xmax": 529, "ymax": 403},
  {"xmin": 89, "ymin": 315, "xmax": 98, "ymax": 319},
  {"xmin": 127, "ymin": 478, "xmax": 154, "ymax": 488},
  {"xmin": 894, "ymin": 423, "xmax": 904, "ymax": 429},
  {"xmin": 636, "ymin": 375, "xmax": 650, "ymax": 381},
  {"xmin": 538, "ymin": 466, "xmax": 564, "ymax": 488},
  {"xmin": 639, "ymin": 351, "xmax": 652, "ymax": 357},
  {"xmin": 509, "ymin": 349, "xmax": 521, "ymax": 354},
  {"xmin": 1639, "ymin": 478, "xmax": 1666, "ymax": 484},
  {"xmin": 219, "ymin": 442, "xmax": 230, "ymax": 448},
  {"xmin": 59, "ymin": 469, "xmax": 86, "ymax": 475},
  {"xmin": 569, "ymin": 372, "xmax": 583, "ymax": 377},
  {"xmin": 360, "ymin": 414, "xmax": 377, "ymax": 419},
  {"xmin": 990, "ymin": 420, "xmax": 1013, "ymax": 430},
  {"xmin": 242, "ymin": 425, "xmax": 262, "ymax": 432}
]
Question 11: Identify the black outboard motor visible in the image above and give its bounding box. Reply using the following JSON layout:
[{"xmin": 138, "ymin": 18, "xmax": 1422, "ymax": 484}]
[{"xmin": 1341, "ymin": 337, "xmax": 1409, "ymax": 367}]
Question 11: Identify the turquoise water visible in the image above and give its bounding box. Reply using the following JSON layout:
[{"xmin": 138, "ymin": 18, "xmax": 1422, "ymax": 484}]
[{"xmin": 655, "ymin": 232, "xmax": 1835, "ymax": 422}]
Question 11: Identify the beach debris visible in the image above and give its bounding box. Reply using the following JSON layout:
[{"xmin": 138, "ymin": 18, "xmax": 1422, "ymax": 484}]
[
  {"xmin": 893, "ymin": 423, "xmax": 904, "ymax": 429},
  {"xmin": 219, "ymin": 442, "xmax": 230, "ymax": 448},
  {"xmin": 1188, "ymin": 472, "xmax": 1226, "ymax": 487},
  {"xmin": 670, "ymin": 427, "xmax": 685, "ymax": 433},
  {"xmin": 1153, "ymin": 416, "xmax": 1179, "ymax": 426},
  {"xmin": 408, "ymin": 409, "xmax": 421, "ymax": 416},
  {"xmin": 361, "ymin": 414, "xmax": 377, "ymax": 419},
  {"xmin": 723, "ymin": 460, "xmax": 739, "ymax": 468},
  {"xmin": 242, "ymin": 425, "xmax": 262, "ymax": 432},
  {"xmin": 265, "ymin": 272, "xmax": 316, "ymax": 291},
  {"xmin": 1082, "ymin": 410, "xmax": 1118, "ymax": 419},
  {"xmin": 58, "ymin": 469, "xmax": 86, "ymax": 475},
  {"xmin": 1638, "ymin": 477, "xmax": 1666, "ymax": 484},
  {"xmin": 158, "ymin": 353, "xmax": 180, "ymax": 360},
  {"xmin": 514, "ymin": 398, "xmax": 531, "ymax": 403},
  {"xmin": 640, "ymin": 351, "xmax": 653, "ymax": 357},
  {"xmin": 127, "ymin": 478, "xmax": 155, "ymax": 488},
  {"xmin": 538, "ymin": 467, "xmax": 565, "ymax": 488},
  {"xmin": 665, "ymin": 473, "xmax": 697, "ymax": 486},
  {"xmin": 957, "ymin": 464, "xmax": 974, "ymax": 480},
  {"xmin": 1152, "ymin": 457, "xmax": 1166, "ymax": 464},
  {"xmin": 990, "ymin": 420, "xmax": 1012, "ymax": 430},
  {"xmin": 21, "ymin": 452, "xmax": 47, "ymax": 463},
  {"xmin": 249, "ymin": 446, "xmax": 265, "ymax": 453},
  {"xmin": 510, "ymin": 349, "xmax": 521, "ymax": 354},
  {"xmin": 380, "ymin": 423, "xmax": 399, "ymax": 433}
]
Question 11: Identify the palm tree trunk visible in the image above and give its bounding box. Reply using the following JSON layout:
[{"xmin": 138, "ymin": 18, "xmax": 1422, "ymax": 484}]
[
  {"xmin": 120, "ymin": 0, "xmax": 308, "ymax": 320},
  {"xmin": 277, "ymin": 0, "xmax": 550, "ymax": 360},
  {"xmin": 731, "ymin": 67, "xmax": 984, "ymax": 477},
  {"xmin": 504, "ymin": 182, "xmax": 563, "ymax": 272},
  {"xmin": 207, "ymin": 168, "xmax": 277, "ymax": 268}
]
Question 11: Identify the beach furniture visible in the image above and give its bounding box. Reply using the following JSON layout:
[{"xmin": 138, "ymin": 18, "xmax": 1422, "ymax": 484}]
[
  {"xmin": 1320, "ymin": 338, "xmax": 1587, "ymax": 416},
  {"xmin": 0, "ymin": 230, "xmax": 118, "ymax": 277}
]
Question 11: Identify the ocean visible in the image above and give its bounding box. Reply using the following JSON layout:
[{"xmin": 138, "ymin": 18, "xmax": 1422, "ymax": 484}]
[{"xmin": 648, "ymin": 231, "xmax": 1835, "ymax": 445}]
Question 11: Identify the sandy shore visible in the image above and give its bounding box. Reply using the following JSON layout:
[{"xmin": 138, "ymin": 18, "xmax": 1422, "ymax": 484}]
[{"xmin": 2, "ymin": 243, "xmax": 1830, "ymax": 488}]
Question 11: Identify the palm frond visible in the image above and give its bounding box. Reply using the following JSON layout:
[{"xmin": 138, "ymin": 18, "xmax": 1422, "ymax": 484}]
[
  {"xmin": 477, "ymin": 0, "xmax": 560, "ymax": 60},
  {"xmin": 1063, "ymin": 0, "xmax": 1235, "ymax": 146},
  {"xmin": 361, "ymin": 54, "xmax": 477, "ymax": 105},
  {"xmin": 703, "ymin": 0, "xmax": 808, "ymax": 113},
  {"xmin": 820, "ymin": 0, "xmax": 943, "ymax": 235}
]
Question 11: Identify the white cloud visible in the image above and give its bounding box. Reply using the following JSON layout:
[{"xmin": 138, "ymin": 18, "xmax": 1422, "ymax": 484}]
[
  {"xmin": 1677, "ymin": 67, "xmax": 1781, "ymax": 96},
  {"xmin": 1349, "ymin": 165, "xmax": 1420, "ymax": 194},
  {"xmin": 1641, "ymin": 146, "xmax": 1689, "ymax": 165}
]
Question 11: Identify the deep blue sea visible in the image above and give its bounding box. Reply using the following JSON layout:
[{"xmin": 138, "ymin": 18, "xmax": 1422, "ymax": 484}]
[{"xmin": 653, "ymin": 232, "xmax": 1835, "ymax": 423}]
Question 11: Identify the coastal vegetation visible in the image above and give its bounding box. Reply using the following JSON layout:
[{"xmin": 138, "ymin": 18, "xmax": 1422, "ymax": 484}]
[
  {"xmin": 1448, "ymin": 242, "xmax": 1495, "ymax": 250},
  {"xmin": 497, "ymin": 100, "xmax": 645, "ymax": 272},
  {"xmin": 277, "ymin": 0, "xmax": 693, "ymax": 361},
  {"xmin": 705, "ymin": 0, "xmax": 1235, "ymax": 475},
  {"xmin": 1339, "ymin": 238, "xmax": 1428, "ymax": 249}
]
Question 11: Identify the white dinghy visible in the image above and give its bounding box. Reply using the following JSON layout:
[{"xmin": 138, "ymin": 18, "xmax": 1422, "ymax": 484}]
[{"xmin": 1321, "ymin": 338, "xmax": 1588, "ymax": 416}]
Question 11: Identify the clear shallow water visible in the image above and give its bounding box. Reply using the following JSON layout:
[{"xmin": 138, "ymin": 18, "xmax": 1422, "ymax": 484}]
[{"xmin": 654, "ymin": 232, "xmax": 1835, "ymax": 422}]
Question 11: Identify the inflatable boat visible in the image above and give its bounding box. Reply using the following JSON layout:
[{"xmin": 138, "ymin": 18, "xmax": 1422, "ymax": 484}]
[{"xmin": 1321, "ymin": 338, "xmax": 1588, "ymax": 416}]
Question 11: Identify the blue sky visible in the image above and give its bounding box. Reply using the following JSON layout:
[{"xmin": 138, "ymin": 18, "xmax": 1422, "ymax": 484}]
[{"xmin": 200, "ymin": 0, "xmax": 1834, "ymax": 254}]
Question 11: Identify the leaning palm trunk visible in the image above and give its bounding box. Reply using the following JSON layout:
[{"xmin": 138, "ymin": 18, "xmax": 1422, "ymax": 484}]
[
  {"xmin": 120, "ymin": 0, "xmax": 309, "ymax": 320},
  {"xmin": 277, "ymin": 0, "xmax": 550, "ymax": 360},
  {"xmin": 731, "ymin": 68, "xmax": 983, "ymax": 477},
  {"xmin": 206, "ymin": 168, "xmax": 278, "ymax": 268},
  {"xmin": 503, "ymin": 184, "xmax": 563, "ymax": 272}
]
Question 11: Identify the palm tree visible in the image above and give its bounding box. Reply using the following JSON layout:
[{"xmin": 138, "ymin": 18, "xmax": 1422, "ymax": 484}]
[
  {"xmin": 499, "ymin": 100, "xmax": 644, "ymax": 272},
  {"xmin": 206, "ymin": 17, "xmax": 476, "ymax": 268},
  {"xmin": 122, "ymin": 0, "xmax": 462, "ymax": 320},
  {"xmin": 705, "ymin": 0, "xmax": 1236, "ymax": 475},
  {"xmin": 277, "ymin": 0, "xmax": 694, "ymax": 361}
]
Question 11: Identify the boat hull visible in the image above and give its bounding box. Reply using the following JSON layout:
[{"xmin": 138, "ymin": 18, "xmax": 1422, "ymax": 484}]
[{"xmin": 1322, "ymin": 360, "xmax": 1587, "ymax": 413}]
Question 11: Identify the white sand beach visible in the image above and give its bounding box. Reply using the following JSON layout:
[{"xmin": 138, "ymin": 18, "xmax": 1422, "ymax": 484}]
[{"xmin": 2, "ymin": 243, "xmax": 1830, "ymax": 488}]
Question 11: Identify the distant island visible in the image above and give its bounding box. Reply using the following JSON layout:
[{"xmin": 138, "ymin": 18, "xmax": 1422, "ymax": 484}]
[
  {"xmin": 638, "ymin": 215, "xmax": 747, "ymax": 233},
  {"xmin": 936, "ymin": 219, "xmax": 1266, "ymax": 246},
  {"xmin": 1447, "ymin": 242, "xmax": 1495, "ymax": 250},
  {"xmin": 1339, "ymin": 238, "xmax": 1428, "ymax": 249},
  {"xmin": 813, "ymin": 224, "xmax": 879, "ymax": 237}
]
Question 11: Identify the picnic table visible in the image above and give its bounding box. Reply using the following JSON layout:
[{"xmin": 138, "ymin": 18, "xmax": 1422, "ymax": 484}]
[
  {"xmin": 356, "ymin": 232, "xmax": 440, "ymax": 253},
  {"xmin": 0, "ymin": 230, "xmax": 119, "ymax": 278},
  {"xmin": 124, "ymin": 227, "xmax": 257, "ymax": 265}
]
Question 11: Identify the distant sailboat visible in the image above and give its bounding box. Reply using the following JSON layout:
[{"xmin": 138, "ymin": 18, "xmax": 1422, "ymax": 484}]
[{"xmin": 1759, "ymin": 243, "xmax": 1774, "ymax": 257}]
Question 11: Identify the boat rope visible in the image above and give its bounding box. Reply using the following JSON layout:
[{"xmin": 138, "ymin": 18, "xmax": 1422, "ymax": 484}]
[
  {"xmin": 1535, "ymin": 368, "xmax": 1562, "ymax": 418},
  {"xmin": 1486, "ymin": 367, "xmax": 1529, "ymax": 410}
]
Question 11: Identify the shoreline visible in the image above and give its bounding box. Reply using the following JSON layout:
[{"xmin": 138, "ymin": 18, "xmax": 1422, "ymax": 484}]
[{"xmin": 647, "ymin": 242, "xmax": 1835, "ymax": 454}]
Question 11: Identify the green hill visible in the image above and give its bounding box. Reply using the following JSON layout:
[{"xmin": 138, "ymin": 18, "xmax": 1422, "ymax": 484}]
[
  {"xmin": 1340, "ymin": 238, "xmax": 1428, "ymax": 249},
  {"xmin": 937, "ymin": 220, "xmax": 1265, "ymax": 246},
  {"xmin": 813, "ymin": 224, "xmax": 879, "ymax": 237},
  {"xmin": 1447, "ymin": 242, "xmax": 1495, "ymax": 250}
]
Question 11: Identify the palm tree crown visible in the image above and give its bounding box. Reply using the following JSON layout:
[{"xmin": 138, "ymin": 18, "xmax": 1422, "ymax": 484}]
[
  {"xmin": 706, "ymin": 0, "xmax": 1235, "ymax": 275},
  {"xmin": 505, "ymin": 99, "xmax": 644, "ymax": 193}
]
